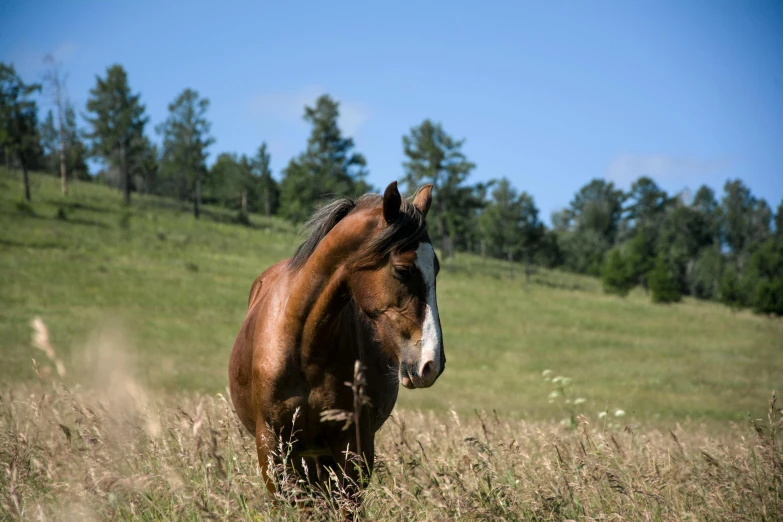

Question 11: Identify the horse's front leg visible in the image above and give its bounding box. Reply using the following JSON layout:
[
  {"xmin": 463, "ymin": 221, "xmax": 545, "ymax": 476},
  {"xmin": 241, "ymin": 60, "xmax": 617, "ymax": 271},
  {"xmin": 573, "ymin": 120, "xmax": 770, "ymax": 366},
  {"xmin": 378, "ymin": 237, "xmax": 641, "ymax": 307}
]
[{"xmin": 255, "ymin": 421, "xmax": 278, "ymax": 495}]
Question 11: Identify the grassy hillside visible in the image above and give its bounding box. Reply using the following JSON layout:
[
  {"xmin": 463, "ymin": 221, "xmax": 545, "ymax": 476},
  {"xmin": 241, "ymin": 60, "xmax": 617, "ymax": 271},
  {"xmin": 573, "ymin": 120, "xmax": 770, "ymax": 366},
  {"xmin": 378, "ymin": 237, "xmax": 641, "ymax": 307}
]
[{"xmin": 1, "ymin": 170, "xmax": 781, "ymax": 424}]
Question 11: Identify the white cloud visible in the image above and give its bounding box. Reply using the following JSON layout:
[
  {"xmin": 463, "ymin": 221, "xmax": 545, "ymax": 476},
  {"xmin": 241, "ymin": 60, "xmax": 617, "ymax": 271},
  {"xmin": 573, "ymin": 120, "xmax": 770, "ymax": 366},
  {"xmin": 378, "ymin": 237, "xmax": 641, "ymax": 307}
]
[
  {"xmin": 607, "ymin": 154, "xmax": 730, "ymax": 185},
  {"xmin": 48, "ymin": 41, "xmax": 78, "ymax": 64},
  {"xmin": 248, "ymin": 85, "xmax": 369, "ymax": 137},
  {"xmin": 3, "ymin": 41, "xmax": 79, "ymax": 80}
]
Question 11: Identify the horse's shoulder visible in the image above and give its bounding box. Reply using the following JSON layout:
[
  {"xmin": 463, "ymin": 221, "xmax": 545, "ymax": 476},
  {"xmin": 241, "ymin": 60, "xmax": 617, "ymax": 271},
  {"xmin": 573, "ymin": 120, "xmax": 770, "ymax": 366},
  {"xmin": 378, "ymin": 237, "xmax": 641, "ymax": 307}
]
[{"xmin": 248, "ymin": 259, "xmax": 291, "ymax": 308}]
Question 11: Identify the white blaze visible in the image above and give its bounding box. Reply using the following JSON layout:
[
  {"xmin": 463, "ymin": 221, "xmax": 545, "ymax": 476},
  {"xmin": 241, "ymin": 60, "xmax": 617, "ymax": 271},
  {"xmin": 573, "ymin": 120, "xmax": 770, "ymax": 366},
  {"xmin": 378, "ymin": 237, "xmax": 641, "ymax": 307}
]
[{"xmin": 414, "ymin": 242, "xmax": 442, "ymax": 376}]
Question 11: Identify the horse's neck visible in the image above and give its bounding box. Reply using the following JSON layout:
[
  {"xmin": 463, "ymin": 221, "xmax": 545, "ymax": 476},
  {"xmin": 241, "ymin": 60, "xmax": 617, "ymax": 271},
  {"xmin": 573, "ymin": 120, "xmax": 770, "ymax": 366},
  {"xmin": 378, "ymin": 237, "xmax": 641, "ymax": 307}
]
[{"xmin": 283, "ymin": 217, "xmax": 368, "ymax": 362}]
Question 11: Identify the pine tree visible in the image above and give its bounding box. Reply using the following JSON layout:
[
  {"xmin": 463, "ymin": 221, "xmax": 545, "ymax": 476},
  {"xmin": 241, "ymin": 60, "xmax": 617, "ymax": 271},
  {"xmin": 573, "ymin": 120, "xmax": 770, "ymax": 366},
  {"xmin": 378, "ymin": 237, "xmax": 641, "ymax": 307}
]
[
  {"xmin": 479, "ymin": 177, "xmax": 543, "ymax": 276},
  {"xmin": 624, "ymin": 176, "xmax": 670, "ymax": 239},
  {"xmin": 558, "ymin": 178, "xmax": 625, "ymax": 275},
  {"xmin": 568, "ymin": 178, "xmax": 625, "ymax": 245},
  {"xmin": 41, "ymin": 103, "xmax": 89, "ymax": 182},
  {"xmin": 625, "ymin": 229, "xmax": 655, "ymax": 292},
  {"xmin": 62, "ymin": 103, "xmax": 89, "ymax": 181},
  {"xmin": 40, "ymin": 110, "xmax": 59, "ymax": 175},
  {"xmin": 0, "ymin": 63, "xmax": 42, "ymax": 201},
  {"xmin": 693, "ymin": 184, "xmax": 721, "ymax": 244},
  {"xmin": 156, "ymin": 88, "xmax": 214, "ymax": 218},
  {"xmin": 719, "ymin": 265, "xmax": 745, "ymax": 309},
  {"xmin": 745, "ymin": 238, "xmax": 783, "ymax": 316},
  {"xmin": 402, "ymin": 119, "xmax": 476, "ymax": 259},
  {"xmin": 84, "ymin": 64, "xmax": 148, "ymax": 204},
  {"xmin": 601, "ymin": 248, "xmax": 633, "ymax": 297},
  {"xmin": 648, "ymin": 253, "xmax": 681, "ymax": 303},
  {"xmin": 250, "ymin": 142, "xmax": 279, "ymax": 217},
  {"xmin": 279, "ymin": 95, "xmax": 369, "ymax": 223}
]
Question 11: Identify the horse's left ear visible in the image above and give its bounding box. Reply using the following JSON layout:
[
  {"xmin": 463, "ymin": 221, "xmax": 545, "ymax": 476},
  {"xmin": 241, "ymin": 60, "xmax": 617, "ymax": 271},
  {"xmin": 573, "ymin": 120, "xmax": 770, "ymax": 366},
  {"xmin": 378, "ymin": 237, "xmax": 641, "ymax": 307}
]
[
  {"xmin": 383, "ymin": 181, "xmax": 402, "ymax": 224},
  {"xmin": 412, "ymin": 184, "xmax": 433, "ymax": 217}
]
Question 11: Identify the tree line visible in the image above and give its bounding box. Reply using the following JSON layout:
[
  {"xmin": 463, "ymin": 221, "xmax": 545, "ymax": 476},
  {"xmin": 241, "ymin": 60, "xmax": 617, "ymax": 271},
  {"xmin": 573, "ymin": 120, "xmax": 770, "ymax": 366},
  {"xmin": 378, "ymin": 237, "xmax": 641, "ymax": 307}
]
[{"xmin": 2, "ymin": 61, "xmax": 781, "ymax": 316}]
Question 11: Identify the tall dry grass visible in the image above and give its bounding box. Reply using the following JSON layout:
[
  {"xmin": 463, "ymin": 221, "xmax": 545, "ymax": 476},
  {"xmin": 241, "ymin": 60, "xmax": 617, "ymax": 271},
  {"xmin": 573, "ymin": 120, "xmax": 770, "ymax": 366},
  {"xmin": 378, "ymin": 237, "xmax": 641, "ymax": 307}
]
[{"xmin": 1, "ymin": 320, "xmax": 781, "ymax": 521}]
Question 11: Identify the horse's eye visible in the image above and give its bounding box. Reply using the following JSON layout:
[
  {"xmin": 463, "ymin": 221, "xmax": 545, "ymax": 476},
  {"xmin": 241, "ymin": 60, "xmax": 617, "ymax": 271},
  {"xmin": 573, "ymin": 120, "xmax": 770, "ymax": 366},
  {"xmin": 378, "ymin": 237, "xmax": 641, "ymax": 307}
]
[{"xmin": 393, "ymin": 265, "xmax": 412, "ymax": 280}]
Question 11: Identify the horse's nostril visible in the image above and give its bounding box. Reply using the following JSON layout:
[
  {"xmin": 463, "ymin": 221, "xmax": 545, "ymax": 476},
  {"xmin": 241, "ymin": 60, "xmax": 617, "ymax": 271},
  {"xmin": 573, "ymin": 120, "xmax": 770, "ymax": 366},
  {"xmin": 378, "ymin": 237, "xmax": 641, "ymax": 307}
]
[{"xmin": 421, "ymin": 360, "xmax": 434, "ymax": 379}]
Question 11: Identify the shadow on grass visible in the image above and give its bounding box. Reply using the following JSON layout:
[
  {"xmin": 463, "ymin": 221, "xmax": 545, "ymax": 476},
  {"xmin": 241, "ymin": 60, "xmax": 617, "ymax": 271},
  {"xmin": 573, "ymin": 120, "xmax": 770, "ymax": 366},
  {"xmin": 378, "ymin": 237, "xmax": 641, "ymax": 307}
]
[
  {"xmin": 0, "ymin": 238, "xmax": 66, "ymax": 250},
  {"xmin": 46, "ymin": 200, "xmax": 113, "ymax": 214},
  {"xmin": 63, "ymin": 217, "xmax": 110, "ymax": 229}
]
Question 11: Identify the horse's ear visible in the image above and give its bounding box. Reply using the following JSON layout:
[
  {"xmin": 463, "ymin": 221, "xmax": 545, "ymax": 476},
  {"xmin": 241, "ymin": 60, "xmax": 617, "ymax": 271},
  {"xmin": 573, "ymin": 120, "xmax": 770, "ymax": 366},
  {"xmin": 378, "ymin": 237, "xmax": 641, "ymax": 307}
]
[
  {"xmin": 412, "ymin": 184, "xmax": 433, "ymax": 217},
  {"xmin": 383, "ymin": 181, "xmax": 402, "ymax": 224}
]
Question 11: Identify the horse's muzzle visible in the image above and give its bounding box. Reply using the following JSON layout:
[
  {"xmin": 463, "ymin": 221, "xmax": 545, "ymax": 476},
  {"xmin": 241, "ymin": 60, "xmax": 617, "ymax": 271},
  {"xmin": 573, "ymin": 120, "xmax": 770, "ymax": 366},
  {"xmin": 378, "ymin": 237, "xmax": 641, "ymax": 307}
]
[{"xmin": 400, "ymin": 358, "xmax": 440, "ymax": 389}]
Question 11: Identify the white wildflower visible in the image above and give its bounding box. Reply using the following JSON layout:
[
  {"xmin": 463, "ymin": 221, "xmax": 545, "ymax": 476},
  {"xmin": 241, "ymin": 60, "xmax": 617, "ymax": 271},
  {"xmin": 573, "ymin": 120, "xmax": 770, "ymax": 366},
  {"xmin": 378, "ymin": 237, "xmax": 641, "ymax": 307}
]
[
  {"xmin": 565, "ymin": 398, "xmax": 572, "ymax": 404},
  {"xmin": 552, "ymin": 376, "xmax": 564, "ymax": 384},
  {"xmin": 614, "ymin": 409, "xmax": 626, "ymax": 417},
  {"xmin": 574, "ymin": 398, "xmax": 586, "ymax": 405},
  {"xmin": 598, "ymin": 411, "xmax": 607, "ymax": 419},
  {"xmin": 562, "ymin": 377, "xmax": 572, "ymax": 386},
  {"xmin": 548, "ymin": 391, "xmax": 560, "ymax": 399},
  {"xmin": 542, "ymin": 369, "xmax": 553, "ymax": 378}
]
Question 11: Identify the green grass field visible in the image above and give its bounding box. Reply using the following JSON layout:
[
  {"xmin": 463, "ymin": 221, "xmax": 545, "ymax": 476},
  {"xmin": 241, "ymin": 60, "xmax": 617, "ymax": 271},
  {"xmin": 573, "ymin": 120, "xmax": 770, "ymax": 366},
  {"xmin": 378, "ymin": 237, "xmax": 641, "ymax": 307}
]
[{"xmin": 2, "ymin": 170, "xmax": 782, "ymax": 424}]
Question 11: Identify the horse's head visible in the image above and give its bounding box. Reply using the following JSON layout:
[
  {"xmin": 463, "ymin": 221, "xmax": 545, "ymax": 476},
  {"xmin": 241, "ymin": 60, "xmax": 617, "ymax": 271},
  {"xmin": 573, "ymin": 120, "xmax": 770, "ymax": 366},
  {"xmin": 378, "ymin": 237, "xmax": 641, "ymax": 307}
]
[{"xmin": 350, "ymin": 181, "xmax": 445, "ymax": 389}]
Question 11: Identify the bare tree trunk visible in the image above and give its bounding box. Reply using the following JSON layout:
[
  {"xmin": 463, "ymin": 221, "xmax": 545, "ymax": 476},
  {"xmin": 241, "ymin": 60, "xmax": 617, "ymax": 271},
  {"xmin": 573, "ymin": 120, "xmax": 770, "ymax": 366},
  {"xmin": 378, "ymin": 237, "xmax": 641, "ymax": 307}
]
[
  {"xmin": 194, "ymin": 176, "xmax": 201, "ymax": 219},
  {"xmin": 264, "ymin": 186, "xmax": 270, "ymax": 217},
  {"xmin": 20, "ymin": 150, "xmax": 31, "ymax": 202},
  {"xmin": 120, "ymin": 141, "xmax": 130, "ymax": 205},
  {"xmin": 241, "ymin": 189, "xmax": 248, "ymax": 219},
  {"xmin": 56, "ymin": 101, "xmax": 67, "ymax": 196}
]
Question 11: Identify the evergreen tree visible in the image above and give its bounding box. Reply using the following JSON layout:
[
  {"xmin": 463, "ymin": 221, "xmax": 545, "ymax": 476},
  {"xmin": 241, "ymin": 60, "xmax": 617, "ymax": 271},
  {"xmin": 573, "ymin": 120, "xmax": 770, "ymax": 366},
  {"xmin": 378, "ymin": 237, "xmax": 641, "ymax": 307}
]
[
  {"xmin": 625, "ymin": 228, "xmax": 655, "ymax": 292},
  {"xmin": 279, "ymin": 94, "xmax": 369, "ymax": 223},
  {"xmin": 0, "ymin": 63, "xmax": 42, "ymax": 201},
  {"xmin": 250, "ymin": 142, "xmax": 279, "ymax": 217},
  {"xmin": 648, "ymin": 252, "xmax": 681, "ymax": 303},
  {"xmin": 41, "ymin": 103, "xmax": 89, "ymax": 182},
  {"xmin": 402, "ymin": 119, "xmax": 476, "ymax": 259},
  {"xmin": 479, "ymin": 177, "xmax": 543, "ymax": 274},
  {"xmin": 744, "ymin": 238, "xmax": 783, "ymax": 316},
  {"xmin": 156, "ymin": 88, "xmax": 214, "ymax": 218},
  {"xmin": 601, "ymin": 248, "xmax": 633, "ymax": 297},
  {"xmin": 775, "ymin": 200, "xmax": 783, "ymax": 240},
  {"xmin": 748, "ymin": 198, "xmax": 772, "ymax": 247},
  {"xmin": 62, "ymin": 103, "xmax": 89, "ymax": 181},
  {"xmin": 688, "ymin": 246, "xmax": 723, "ymax": 300},
  {"xmin": 123, "ymin": 134, "xmax": 158, "ymax": 194},
  {"xmin": 657, "ymin": 203, "xmax": 714, "ymax": 295},
  {"xmin": 558, "ymin": 229, "xmax": 608, "ymax": 276},
  {"xmin": 558, "ymin": 178, "xmax": 625, "ymax": 275},
  {"xmin": 567, "ymin": 178, "xmax": 625, "ymax": 245},
  {"xmin": 208, "ymin": 152, "xmax": 256, "ymax": 217},
  {"xmin": 84, "ymin": 64, "xmax": 148, "ymax": 204},
  {"xmin": 40, "ymin": 110, "xmax": 59, "ymax": 176},
  {"xmin": 624, "ymin": 176, "xmax": 670, "ymax": 238},
  {"xmin": 720, "ymin": 179, "xmax": 756, "ymax": 267},
  {"xmin": 719, "ymin": 265, "xmax": 745, "ymax": 309}
]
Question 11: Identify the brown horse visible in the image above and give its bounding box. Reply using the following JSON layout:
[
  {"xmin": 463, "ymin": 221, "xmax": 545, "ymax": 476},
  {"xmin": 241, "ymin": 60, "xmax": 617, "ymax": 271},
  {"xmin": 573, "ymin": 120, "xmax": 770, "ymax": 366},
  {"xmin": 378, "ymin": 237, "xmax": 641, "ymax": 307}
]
[{"xmin": 228, "ymin": 180, "xmax": 445, "ymax": 504}]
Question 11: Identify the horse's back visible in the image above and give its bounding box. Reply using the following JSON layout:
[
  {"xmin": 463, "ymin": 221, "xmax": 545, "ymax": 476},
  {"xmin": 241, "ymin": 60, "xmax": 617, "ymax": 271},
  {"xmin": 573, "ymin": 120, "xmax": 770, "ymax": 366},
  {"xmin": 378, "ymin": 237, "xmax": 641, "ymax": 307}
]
[{"xmin": 228, "ymin": 259, "xmax": 291, "ymax": 433}]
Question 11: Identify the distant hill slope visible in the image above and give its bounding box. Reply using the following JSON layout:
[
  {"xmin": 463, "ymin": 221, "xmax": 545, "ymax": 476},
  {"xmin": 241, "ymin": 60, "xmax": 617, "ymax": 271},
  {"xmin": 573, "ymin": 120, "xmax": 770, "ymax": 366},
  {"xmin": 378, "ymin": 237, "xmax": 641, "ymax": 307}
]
[{"xmin": 1, "ymin": 170, "xmax": 781, "ymax": 423}]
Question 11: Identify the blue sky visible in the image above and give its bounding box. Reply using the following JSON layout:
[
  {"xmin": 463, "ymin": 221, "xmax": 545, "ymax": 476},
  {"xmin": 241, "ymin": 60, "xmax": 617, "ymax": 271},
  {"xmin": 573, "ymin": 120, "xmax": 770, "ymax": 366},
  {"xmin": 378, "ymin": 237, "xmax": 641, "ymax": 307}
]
[{"xmin": 2, "ymin": 0, "xmax": 782, "ymax": 223}]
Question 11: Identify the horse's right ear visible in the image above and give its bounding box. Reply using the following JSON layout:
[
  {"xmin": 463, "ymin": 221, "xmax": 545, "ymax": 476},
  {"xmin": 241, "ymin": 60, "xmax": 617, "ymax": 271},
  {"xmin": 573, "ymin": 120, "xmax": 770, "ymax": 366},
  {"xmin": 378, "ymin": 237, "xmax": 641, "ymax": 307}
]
[
  {"xmin": 412, "ymin": 184, "xmax": 433, "ymax": 217},
  {"xmin": 383, "ymin": 181, "xmax": 402, "ymax": 224}
]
